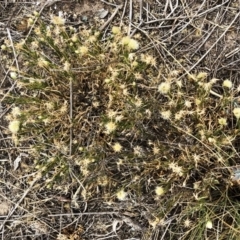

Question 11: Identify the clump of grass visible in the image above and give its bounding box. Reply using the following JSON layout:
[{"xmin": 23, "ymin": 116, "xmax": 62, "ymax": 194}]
[{"xmin": 2, "ymin": 12, "xmax": 240, "ymax": 239}]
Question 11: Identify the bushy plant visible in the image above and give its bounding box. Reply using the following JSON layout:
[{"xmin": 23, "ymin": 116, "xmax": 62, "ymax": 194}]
[{"xmin": 3, "ymin": 12, "xmax": 240, "ymax": 239}]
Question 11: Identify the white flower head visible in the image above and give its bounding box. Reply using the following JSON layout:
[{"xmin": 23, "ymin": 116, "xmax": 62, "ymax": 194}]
[
  {"xmin": 197, "ymin": 72, "xmax": 208, "ymax": 80},
  {"xmin": 184, "ymin": 218, "xmax": 192, "ymax": 228},
  {"xmin": 112, "ymin": 142, "xmax": 122, "ymax": 152},
  {"xmin": 38, "ymin": 58, "xmax": 49, "ymax": 68},
  {"xmin": 63, "ymin": 61, "xmax": 71, "ymax": 71},
  {"xmin": 50, "ymin": 14, "xmax": 65, "ymax": 25},
  {"xmin": 128, "ymin": 53, "xmax": 135, "ymax": 61},
  {"xmin": 10, "ymin": 72, "xmax": 17, "ymax": 79},
  {"xmin": 105, "ymin": 121, "xmax": 117, "ymax": 134},
  {"xmin": 121, "ymin": 36, "xmax": 130, "ymax": 45},
  {"xmin": 78, "ymin": 46, "xmax": 88, "ymax": 55},
  {"xmin": 116, "ymin": 189, "xmax": 127, "ymax": 201},
  {"xmin": 206, "ymin": 220, "xmax": 213, "ymax": 229},
  {"xmin": 184, "ymin": 100, "xmax": 192, "ymax": 108},
  {"xmin": 218, "ymin": 117, "xmax": 227, "ymax": 126},
  {"xmin": 1, "ymin": 45, "xmax": 7, "ymax": 50},
  {"xmin": 233, "ymin": 108, "xmax": 240, "ymax": 119},
  {"xmin": 141, "ymin": 54, "xmax": 156, "ymax": 66},
  {"xmin": 11, "ymin": 107, "xmax": 21, "ymax": 117},
  {"xmin": 9, "ymin": 120, "xmax": 20, "ymax": 134},
  {"xmin": 71, "ymin": 34, "xmax": 78, "ymax": 42},
  {"xmin": 128, "ymin": 39, "xmax": 139, "ymax": 50},
  {"xmin": 161, "ymin": 110, "xmax": 171, "ymax": 120},
  {"xmin": 158, "ymin": 82, "xmax": 171, "ymax": 94},
  {"xmin": 155, "ymin": 186, "xmax": 165, "ymax": 196},
  {"xmin": 112, "ymin": 26, "xmax": 121, "ymax": 34},
  {"xmin": 223, "ymin": 79, "xmax": 232, "ymax": 89}
]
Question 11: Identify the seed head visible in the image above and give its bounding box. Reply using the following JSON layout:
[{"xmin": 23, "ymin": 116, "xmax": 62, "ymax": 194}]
[
  {"xmin": 121, "ymin": 36, "xmax": 130, "ymax": 45},
  {"xmin": 197, "ymin": 72, "xmax": 207, "ymax": 80},
  {"xmin": 184, "ymin": 218, "xmax": 192, "ymax": 228},
  {"xmin": 50, "ymin": 15, "xmax": 65, "ymax": 25},
  {"xmin": 105, "ymin": 121, "xmax": 117, "ymax": 134},
  {"xmin": 112, "ymin": 142, "xmax": 122, "ymax": 152},
  {"xmin": 128, "ymin": 39, "xmax": 139, "ymax": 50},
  {"xmin": 223, "ymin": 79, "xmax": 232, "ymax": 89},
  {"xmin": 158, "ymin": 82, "xmax": 171, "ymax": 94},
  {"xmin": 233, "ymin": 108, "xmax": 240, "ymax": 119},
  {"xmin": 10, "ymin": 72, "xmax": 17, "ymax": 79},
  {"xmin": 112, "ymin": 26, "xmax": 121, "ymax": 34},
  {"xmin": 78, "ymin": 46, "xmax": 88, "ymax": 55},
  {"xmin": 155, "ymin": 186, "xmax": 164, "ymax": 196},
  {"xmin": 218, "ymin": 117, "xmax": 227, "ymax": 126},
  {"xmin": 116, "ymin": 189, "xmax": 127, "ymax": 201},
  {"xmin": 71, "ymin": 34, "xmax": 78, "ymax": 42},
  {"xmin": 161, "ymin": 110, "xmax": 171, "ymax": 120},
  {"xmin": 206, "ymin": 220, "xmax": 213, "ymax": 229},
  {"xmin": 11, "ymin": 107, "xmax": 21, "ymax": 117},
  {"xmin": 9, "ymin": 120, "xmax": 20, "ymax": 134}
]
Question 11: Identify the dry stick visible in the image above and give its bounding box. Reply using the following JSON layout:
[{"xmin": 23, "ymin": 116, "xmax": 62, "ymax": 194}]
[
  {"xmin": 189, "ymin": 24, "xmax": 217, "ymax": 58},
  {"xmin": 99, "ymin": 5, "xmax": 123, "ymax": 32},
  {"xmin": 120, "ymin": 0, "xmax": 128, "ymax": 26},
  {"xmin": 196, "ymin": 0, "xmax": 230, "ymax": 18},
  {"xmin": 225, "ymin": 47, "xmax": 240, "ymax": 59},
  {"xmin": 0, "ymin": 104, "xmax": 13, "ymax": 120},
  {"xmin": 0, "ymin": 72, "xmax": 18, "ymax": 103},
  {"xmin": 128, "ymin": 0, "xmax": 132, "ymax": 36},
  {"xmin": 165, "ymin": 0, "xmax": 178, "ymax": 17},
  {"xmin": 0, "ymin": 190, "xmax": 57, "ymax": 234},
  {"xmin": 48, "ymin": 211, "xmax": 119, "ymax": 217},
  {"xmin": 146, "ymin": 2, "xmax": 149, "ymax": 22},
  {"xmin": 160, "ymin": 0, "xmax": 208, "ymax": 42},
  {"xmin": 129, "ymin": 20, "xmax": 143, "ymax": 38},
  {"xmin": 160, "ymin": 221, "xmax": 172, "ymax": 240},
  {"xmin": 164, "ymin": 0, "xmax": 169, "ymax": 15},
  {"xmin": 69, "ymin": 78, "xmax": 73, "ymax": 156},
  {"xmin": 37, "ymin": 0, "xmax": 61, "ymax": 9},
  {"xmin": 100, "ymin": 0, "xmax": 119, "ymax": 7},
  {"xmin": 0, "ymin": 176, "xmax": 39, "ymax": 231},
  {"xmin": 188, "ymin": 10, "xmax": 240, "ymax": 73},
  {"xmin": 69, "ymin": 169, "xmax": 87, "ymax": 210},
  {"xmin": 145, "ymin": 16, "xmax": 188, "ymax": 24},
  {"xmin": 6, "ymin": 28, "xmax": 19, "ymax": 71},
  {"xmin": 139, "ymin": 0, "xmax": 143, "ymax": 22},
  {"xmin": 143, "ymin": 5, "xmax": 157, "ymax": 21}
]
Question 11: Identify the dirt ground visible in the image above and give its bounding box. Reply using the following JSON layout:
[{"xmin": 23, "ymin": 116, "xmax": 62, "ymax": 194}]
[{"xmin": 1, "ymin": 0, "xmax": 240, "ymax": 239}]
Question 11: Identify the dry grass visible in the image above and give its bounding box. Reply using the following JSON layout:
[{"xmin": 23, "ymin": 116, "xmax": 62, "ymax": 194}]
[{"xmin": 1, "ymin": 1, "xmax": 240, "ymax": 239}]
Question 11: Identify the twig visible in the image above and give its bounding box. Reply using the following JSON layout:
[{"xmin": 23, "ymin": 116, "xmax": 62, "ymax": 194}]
[
  {"xmin": 139, "ymin": 0, "xmax": 143, "ymax": 21},
  {"xmin": 130, "ymin": 20, "xmax": 144, "ymax": 37},
  {"xmin": 48, "ymin": 211, "xmax": 119, "ymax": 217},
  {"xmin": 188, "ymin": 10, "xmax": 240, "ymax": 72},
  {"xmin": 99, "ymin": 5, "xmax": 123, "ymax": 32},
  {"xmin": 0, "ymin": 174, "xmax": 40, "ymax": 231},
  {"xmin": 69, "ymin": 78, "xmax": 73, "ymax": 156},
  {"xmin": 189, "ymin": 24, "xmax": 217, "ymax": 58},
  {"xmin": 120, "ymin": 0, "xmax": 128, "ymax": 26},
  {"xmin": 128, "ymin": 0, "xmax": 132, "ymax": 35},
  {"xmin": 100, "ymin": 0, "xmax": 118, "ymax": 7},
  {"xmin": 6, "ymin": 28, "xmax": 19, "ymax": 71}
]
